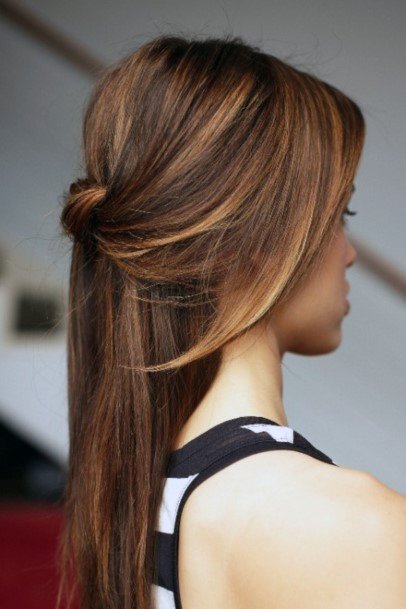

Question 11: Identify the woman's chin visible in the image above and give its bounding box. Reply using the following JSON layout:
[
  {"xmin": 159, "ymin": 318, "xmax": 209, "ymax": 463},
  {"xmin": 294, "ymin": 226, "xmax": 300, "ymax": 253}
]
[{"xmin": 290, "ymin": 329, "xmax": 343, "ymax": 356}]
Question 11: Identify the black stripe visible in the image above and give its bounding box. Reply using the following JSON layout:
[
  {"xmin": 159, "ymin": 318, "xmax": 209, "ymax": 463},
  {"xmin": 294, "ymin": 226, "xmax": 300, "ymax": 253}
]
[{"xmin": 154, "ymin": 531, "xmax": 175, "ymax": 590}]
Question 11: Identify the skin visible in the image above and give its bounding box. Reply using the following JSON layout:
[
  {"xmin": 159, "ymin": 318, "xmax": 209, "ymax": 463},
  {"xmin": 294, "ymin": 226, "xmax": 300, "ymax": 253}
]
[{"xmin": 174, "ymin": 215, "xmax": 356, "ymax": 445}]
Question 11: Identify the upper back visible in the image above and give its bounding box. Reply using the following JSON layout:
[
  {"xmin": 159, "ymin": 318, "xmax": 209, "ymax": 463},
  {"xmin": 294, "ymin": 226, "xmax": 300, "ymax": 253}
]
[
  {"xmin": 152, "ymin": 415, "xmax": 405, "ymax": 609},
  {"xmin": 153, "ymin": 415, "xmax": 338, "ymax": 609}
]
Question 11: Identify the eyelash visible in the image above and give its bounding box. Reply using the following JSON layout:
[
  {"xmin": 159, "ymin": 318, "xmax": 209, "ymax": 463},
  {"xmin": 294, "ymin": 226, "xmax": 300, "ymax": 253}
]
[{"xmin": 341, "ymin": 207, "xmax": 358, "ymax": 227}]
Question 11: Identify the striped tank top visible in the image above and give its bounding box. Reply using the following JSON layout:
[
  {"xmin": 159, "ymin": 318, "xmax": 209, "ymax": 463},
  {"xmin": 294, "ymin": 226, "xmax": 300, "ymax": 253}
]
[{"xmin": 152, "ymin": 415, "xmax": 338, "ymax": 609}]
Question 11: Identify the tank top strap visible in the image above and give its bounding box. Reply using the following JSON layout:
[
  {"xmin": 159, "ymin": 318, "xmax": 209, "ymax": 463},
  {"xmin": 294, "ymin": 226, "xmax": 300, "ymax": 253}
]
[{"xmin": 152, "ymin": 415, "xmax": 338, "ymax": 609}]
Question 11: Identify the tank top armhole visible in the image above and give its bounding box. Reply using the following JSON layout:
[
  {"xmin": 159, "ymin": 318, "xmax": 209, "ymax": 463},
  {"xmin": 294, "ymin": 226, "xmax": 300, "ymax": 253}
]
[
  {"xmin": 153, "ymin": 415, "xmax": 338, "ymax": 609},
  {"xmin": 170, "ymin": 438, "xmax": 338, "ymax": 609}
]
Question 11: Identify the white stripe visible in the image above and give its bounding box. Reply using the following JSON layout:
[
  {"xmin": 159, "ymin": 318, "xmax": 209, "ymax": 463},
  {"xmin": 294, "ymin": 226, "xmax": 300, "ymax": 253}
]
[
  {"xmin": 156, "ymin": 473, "xmax": 199, "ymax": 534},
  {"xmin": 151, "ymin": 583, "xmax": 176, "ymax": 609},
  {"xmin": 240, "ymin": 423, "xmax": 294, "ymax": 443}
]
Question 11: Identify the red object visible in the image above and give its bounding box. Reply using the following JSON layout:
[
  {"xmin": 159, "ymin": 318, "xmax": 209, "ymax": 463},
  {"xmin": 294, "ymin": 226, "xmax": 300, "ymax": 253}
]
[{"xmin": 0, "ymin": 503, "xmax": 79, "ymax": 609}]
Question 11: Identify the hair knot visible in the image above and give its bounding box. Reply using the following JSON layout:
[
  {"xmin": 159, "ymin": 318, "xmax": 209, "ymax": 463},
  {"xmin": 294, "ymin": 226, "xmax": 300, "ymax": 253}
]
[{"xmin": 62, "ymin": 178, "xmax": 107, "ymax": 244}]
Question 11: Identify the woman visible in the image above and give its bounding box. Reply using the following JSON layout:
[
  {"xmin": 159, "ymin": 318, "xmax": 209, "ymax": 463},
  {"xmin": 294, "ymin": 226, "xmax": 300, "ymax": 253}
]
[{"xmin": 58, "ymin": 34, "xmax": 405, "ymax": 609}]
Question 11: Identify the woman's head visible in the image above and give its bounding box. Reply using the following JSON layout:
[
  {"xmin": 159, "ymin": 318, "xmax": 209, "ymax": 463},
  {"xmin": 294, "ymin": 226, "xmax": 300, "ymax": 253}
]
[
  {"xmin": 58, "ymin": 34, "xmax": 365, "ymax": 609},
  {"xmin": 61, "ymin": 33, "xmax": 365, "ymax": 371}
]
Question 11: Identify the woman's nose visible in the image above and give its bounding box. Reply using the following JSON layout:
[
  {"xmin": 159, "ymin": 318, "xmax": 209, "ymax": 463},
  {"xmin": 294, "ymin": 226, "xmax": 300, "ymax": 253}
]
[{"xmin": 346, "ymin": 238, "xmax": 357, "ymax": 267}]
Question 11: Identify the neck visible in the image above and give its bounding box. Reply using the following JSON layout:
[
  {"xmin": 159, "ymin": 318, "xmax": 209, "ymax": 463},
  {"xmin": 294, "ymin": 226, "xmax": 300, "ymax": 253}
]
[{"xmin": 189, "ymin": 321, "xmax": 288, "ymax": 430}]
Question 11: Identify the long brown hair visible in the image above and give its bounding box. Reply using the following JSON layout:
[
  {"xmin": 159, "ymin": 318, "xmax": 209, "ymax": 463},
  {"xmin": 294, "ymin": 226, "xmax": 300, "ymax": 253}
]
[{"xmin": 57, "ymin": 33, "xmax": 365, "ymax": 609}]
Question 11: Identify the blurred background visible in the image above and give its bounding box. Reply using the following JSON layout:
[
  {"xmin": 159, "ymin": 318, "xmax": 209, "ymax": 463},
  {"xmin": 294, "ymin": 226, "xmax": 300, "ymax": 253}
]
[{"xmin": 0, "ymin": 1, "xmax": 405, "ymax": 607}]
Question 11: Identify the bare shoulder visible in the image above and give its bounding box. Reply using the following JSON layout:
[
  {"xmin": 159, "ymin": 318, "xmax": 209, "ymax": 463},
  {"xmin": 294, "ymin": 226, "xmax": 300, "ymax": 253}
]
[
  {"xmin": 185, "ymin": 448, "xmax": 398, "ymax": 527},
  {"xmin": 215, "ymin": 453, "xmax": 406, "ymax": 609}
]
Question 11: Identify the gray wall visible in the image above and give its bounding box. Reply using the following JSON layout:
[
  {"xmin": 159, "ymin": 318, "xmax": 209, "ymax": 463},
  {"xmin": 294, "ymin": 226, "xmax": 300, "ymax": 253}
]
[{"xmin": 1, "ymin": 0, "xmax": 405, "ymax": 491}]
